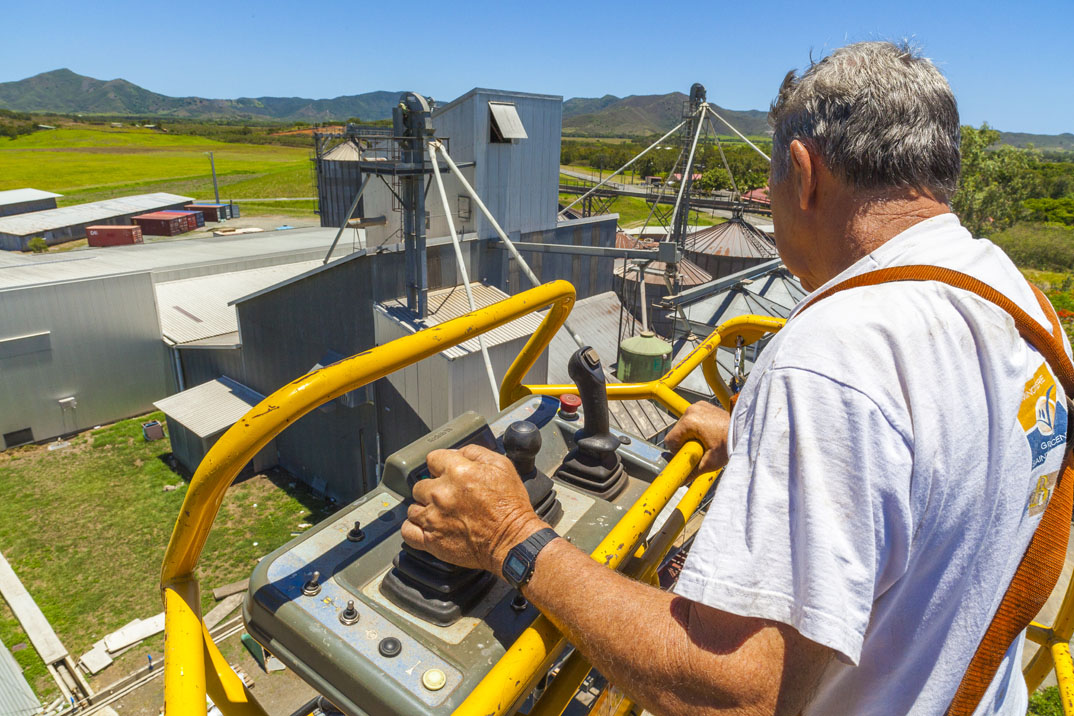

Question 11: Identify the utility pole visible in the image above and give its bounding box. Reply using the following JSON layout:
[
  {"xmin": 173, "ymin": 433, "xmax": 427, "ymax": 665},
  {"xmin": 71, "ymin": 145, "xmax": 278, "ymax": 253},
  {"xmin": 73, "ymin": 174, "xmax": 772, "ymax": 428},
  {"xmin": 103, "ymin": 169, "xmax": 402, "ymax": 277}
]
[{"xmin": 207, "ymin": 152, "xmax": 220, "ymax": 203}]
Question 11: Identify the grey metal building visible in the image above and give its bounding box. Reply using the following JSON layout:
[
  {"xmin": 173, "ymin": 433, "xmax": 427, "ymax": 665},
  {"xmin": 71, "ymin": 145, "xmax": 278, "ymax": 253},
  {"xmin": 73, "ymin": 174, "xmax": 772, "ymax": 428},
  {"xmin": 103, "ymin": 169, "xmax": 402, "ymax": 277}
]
[
  {"xmin": 160, "ymin": 214, "xmax": 616, "ymax": 501},
  {"xmin": 0, "ymin": 228, "xmax": 359, "ymax": 448},
  {"xmin": 0, "ymin": 188, "xmax": 61, "ymax": 218},
  {"xmin": 153, "ymin": 376, "xmax": 276, "ymax": 476},
  {"xmin": 0, "ymin": 192, "xmax": 192, "ymax": 250}
]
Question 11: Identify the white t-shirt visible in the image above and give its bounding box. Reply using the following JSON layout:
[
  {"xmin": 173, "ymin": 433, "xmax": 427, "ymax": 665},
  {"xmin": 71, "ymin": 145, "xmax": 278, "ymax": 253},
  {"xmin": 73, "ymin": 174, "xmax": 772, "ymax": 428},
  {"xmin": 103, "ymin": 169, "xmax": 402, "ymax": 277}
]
[{"xmin": 674, "ymin": 213, "xmax": 1071, "ymax": 715}]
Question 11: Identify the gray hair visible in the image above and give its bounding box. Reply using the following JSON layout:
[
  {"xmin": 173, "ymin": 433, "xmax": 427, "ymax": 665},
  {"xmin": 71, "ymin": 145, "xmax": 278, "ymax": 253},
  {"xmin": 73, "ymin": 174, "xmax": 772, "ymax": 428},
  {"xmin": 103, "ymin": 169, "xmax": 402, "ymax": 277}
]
[{"xmin": 769, "ymin": 41, "xmax": 961, "ymax": 199}]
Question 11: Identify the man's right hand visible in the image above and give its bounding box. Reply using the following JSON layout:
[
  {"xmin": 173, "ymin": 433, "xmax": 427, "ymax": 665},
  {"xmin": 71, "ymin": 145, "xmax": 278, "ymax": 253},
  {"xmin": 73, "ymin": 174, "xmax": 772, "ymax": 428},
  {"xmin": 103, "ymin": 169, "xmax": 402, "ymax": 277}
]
[{"xmin": 664, "ymin": 401, "xmax": 732, "ymax": 474}]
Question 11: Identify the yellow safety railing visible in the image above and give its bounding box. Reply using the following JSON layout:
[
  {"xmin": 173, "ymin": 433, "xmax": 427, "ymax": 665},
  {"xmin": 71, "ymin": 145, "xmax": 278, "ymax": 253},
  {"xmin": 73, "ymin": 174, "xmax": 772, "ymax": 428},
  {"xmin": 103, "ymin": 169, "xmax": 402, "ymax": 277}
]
[
  {"xmin": 158, "ymin": 277, "xmax": 785, "ymax": 715},
  {"xmin": 1025, "ymin": 579, "xmax": 1074, "ymax": 711}
]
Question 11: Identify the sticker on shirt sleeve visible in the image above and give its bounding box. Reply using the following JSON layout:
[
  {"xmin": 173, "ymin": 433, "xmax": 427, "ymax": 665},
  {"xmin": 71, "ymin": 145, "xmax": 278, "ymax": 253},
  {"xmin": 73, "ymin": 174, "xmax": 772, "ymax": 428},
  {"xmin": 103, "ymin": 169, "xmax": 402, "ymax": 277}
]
[{"xmin": 1019, "ymin": 362, "xmax": 1068, "ymax": 472}]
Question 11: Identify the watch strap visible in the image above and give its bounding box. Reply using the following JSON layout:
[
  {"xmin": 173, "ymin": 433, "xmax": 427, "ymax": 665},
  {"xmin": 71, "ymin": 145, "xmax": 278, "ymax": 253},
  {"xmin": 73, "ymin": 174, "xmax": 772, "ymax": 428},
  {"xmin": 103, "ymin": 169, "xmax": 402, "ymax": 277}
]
[{"xmin": 502, "ymin": 527, "xmax": 559, "ymax": 588}]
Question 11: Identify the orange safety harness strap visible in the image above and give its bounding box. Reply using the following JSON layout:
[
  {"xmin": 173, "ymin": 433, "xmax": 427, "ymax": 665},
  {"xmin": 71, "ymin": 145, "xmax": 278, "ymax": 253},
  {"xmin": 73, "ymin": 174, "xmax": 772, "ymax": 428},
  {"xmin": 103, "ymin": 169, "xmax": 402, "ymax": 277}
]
[{"xmin": 796, "ymin": 265, "xmax": 1074, "ymax": 716}]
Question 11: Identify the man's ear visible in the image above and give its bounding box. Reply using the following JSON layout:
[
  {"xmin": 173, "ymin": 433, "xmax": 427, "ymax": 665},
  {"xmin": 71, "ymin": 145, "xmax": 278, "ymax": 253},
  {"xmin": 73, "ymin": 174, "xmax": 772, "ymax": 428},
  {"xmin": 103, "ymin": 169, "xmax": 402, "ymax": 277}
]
[{"xmin": 788, "ymin": 139, "xmax": 817, "ymax": 211}]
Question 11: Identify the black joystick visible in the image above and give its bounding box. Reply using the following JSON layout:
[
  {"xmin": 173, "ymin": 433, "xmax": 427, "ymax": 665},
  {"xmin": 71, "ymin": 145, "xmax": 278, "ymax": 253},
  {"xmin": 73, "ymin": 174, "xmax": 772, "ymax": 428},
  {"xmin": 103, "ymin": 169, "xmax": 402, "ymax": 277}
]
[
  {"xmin": 554, "ymin": 347, "xmax": 628, "ymax": 499},
  {"xmin": 380, "ymin": 422, "xmax": 562, "ymax": 626},
  {"xmin": 504, "ymin": 421, "xmax": 563, "ymax": 526}
]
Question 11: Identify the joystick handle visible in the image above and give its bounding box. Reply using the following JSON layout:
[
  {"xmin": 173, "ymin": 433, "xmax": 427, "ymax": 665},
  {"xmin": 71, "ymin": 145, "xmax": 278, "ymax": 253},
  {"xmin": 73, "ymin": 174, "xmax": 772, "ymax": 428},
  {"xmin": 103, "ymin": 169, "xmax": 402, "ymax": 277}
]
[
  {"xmin": 567, "ymin": 347, "xmax": 621, "ymax": 456},
  {"xmin": 504, "ymin": 421, "xmax": 541, "ymax": 479}
]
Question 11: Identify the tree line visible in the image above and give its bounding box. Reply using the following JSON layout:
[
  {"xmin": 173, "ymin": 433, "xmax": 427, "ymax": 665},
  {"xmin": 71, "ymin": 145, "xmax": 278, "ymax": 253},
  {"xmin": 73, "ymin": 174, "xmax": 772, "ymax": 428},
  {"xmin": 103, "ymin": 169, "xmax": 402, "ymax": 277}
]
[{"xmin": 562, "ymin": 125, "xmax": 1074, "ymax": 236}]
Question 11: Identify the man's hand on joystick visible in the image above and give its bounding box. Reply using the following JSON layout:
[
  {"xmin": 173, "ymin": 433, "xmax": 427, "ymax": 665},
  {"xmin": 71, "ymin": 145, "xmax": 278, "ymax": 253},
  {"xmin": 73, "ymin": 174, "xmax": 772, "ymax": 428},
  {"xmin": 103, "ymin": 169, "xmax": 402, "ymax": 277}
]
[{"xmin": 401, "ymin": 444, "xmax": 548, "ymax": 575}]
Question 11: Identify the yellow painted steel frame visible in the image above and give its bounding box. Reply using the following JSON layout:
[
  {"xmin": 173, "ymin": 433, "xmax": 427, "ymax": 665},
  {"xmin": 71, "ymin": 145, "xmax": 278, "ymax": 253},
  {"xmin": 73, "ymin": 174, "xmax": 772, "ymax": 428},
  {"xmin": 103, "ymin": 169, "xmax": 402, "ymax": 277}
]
[
  {"xmin": 158, "ymin": 275, "xmax": 784, "ymax": 716},
  {"xmin": 1025, "ymin": 574, "xmax": 1074, "ymax": 711}
]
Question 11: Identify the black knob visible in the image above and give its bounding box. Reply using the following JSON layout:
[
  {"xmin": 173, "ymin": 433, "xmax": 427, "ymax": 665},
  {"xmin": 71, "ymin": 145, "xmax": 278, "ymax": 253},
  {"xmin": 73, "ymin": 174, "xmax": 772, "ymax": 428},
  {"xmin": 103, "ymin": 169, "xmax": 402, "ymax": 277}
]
[
  {"xmin": 504, "ymin": 421, "xmax": 541, "ymax": 479},
  {"xmin": 378, "ymin": 637, "xmax": 402, "ymax": 658},
  {"xmin": 347, "ymin": 520, "xmax": 365, "ymax": 542}
]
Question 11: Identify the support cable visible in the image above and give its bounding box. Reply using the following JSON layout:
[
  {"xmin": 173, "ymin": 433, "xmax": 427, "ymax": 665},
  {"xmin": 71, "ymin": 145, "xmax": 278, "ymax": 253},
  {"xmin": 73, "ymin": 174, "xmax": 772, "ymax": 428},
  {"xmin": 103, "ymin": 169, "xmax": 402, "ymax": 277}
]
[
  {"xmin": 706, "ymin": 106, "xmax": 770, "ymax": 162},
  {"xmin": 428, "ymin": 142, "xmax": 499, "ymax": 403},
  {"xmin": 559, "ymin": 119, "xmax": 689, "ymax": 217},
  {"xmin": 323, "ymin": 174, "xmax": 372, "ymax": 264},
  {"xmin": 706, "ymin": 114, "xmax": 740, "ymax": 198},
  {"xmin": 435, "ymin": 146, "xmax": 588, "ymax": 350}
]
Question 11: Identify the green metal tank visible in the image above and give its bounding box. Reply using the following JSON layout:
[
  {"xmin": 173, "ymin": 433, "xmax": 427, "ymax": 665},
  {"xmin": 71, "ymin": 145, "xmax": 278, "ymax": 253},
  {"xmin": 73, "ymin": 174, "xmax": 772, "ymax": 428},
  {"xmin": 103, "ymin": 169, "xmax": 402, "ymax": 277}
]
[{"xmin": 616, "ymin": 331, "xmax": 673, "ymax": 382}]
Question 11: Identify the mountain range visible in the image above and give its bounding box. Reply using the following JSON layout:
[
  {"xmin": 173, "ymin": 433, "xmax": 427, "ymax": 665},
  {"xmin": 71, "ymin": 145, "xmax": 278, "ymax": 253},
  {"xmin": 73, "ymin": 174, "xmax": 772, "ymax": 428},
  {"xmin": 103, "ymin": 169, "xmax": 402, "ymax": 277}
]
[
  {"xmin": 0, "ymin": 69, "xmax": 401, "ymax": 122},
  {"xmin": 0, "ymin": 70, "xmax": 773, "ymax": 137},
  {"xmin": 0, "ymin": 69, "xmax": 1068, "ymax": 149}
]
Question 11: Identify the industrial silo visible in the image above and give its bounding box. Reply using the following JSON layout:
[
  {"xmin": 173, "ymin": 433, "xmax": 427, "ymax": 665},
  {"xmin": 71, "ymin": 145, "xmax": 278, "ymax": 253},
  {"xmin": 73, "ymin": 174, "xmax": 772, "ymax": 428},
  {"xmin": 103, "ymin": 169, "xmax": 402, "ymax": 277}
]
[
  {"xmin": 315, "ymin": 139, "xmax": 364, "ymax": 229},
  {"xmin": 683, "ymin": 214, "xmax": 778, "ymax": 279},
  {"xmin": 613, "ymin": 233, "xmax": 712, "ymax": 339}
]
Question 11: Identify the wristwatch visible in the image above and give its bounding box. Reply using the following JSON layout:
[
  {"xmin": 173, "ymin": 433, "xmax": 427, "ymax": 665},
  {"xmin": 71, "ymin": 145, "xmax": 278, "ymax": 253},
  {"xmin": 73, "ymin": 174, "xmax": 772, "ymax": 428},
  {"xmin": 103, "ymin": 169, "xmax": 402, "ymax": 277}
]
[{"xmin": 501, "ymin": 527, "xmax": 560, "ymax": 590}]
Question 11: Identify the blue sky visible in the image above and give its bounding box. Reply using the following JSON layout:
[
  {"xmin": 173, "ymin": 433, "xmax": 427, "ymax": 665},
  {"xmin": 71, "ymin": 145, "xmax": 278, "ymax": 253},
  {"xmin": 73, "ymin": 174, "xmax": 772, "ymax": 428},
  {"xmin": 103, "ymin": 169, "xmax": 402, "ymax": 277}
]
[{"xmin": 1, "ymin": 0, "xmax": 1071, "ymax": 134}]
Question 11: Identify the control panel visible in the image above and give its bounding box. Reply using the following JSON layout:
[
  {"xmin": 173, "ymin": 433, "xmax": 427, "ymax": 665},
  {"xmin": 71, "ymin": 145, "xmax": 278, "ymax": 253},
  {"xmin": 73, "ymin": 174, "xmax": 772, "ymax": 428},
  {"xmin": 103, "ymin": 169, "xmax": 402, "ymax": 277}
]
[{"xmin": 243, "ymin": 348, "xmax": 669, "ymax": 716}]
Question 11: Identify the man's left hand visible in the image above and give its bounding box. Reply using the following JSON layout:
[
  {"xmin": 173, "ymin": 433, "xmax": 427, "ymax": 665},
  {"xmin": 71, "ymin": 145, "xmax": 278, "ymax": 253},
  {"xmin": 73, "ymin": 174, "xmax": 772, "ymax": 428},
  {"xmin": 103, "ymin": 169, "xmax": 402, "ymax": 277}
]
[{"xmin": 400, "ymin": 445, "xmax": 545, "ymax": 574}]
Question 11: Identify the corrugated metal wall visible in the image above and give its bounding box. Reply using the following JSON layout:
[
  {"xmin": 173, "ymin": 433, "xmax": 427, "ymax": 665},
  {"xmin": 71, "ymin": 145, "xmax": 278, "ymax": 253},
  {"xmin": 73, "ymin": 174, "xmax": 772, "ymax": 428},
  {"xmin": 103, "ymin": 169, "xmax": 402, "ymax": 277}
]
[
  {"xmin": 372, "ymin": 308, "xmax": 548, "ymax": 456},
  {"xmin": 488, "ymin": 216, "xmax": 618, "ymax": 301},
  {"xmin": 317, "ymin": 158, "xmax": 364, "ymax": 229},
  {"xmin": 0, "ymin": 198, "xmax": 57, "ymax": 218},
  {"xmin": 433, "ymin": 90, "xmax": 560, "ymax": 240},
  {"xmin": 0, "ymin": 273, "xmax": 172, "ymax": 445},
  {"xmin": 178, "ymin": 346, "xmax": 245, "ymax": 389}
]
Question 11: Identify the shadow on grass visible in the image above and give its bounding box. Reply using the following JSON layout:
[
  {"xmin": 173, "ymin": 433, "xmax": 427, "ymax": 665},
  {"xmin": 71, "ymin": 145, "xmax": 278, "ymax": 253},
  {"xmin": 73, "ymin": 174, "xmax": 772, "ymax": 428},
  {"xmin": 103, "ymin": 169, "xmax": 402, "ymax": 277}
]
[{"xmin": 261, "ymin": 467, "xmax": 338, "ymax": 519}]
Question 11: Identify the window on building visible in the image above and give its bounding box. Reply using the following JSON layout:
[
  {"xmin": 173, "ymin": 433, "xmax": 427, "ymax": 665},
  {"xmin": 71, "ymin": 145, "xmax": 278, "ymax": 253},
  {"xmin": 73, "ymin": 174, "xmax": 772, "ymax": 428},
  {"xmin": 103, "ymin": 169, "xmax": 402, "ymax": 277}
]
[{"xmin": 489, "ymin": 102, "xmax": 528, "ymax": 143}]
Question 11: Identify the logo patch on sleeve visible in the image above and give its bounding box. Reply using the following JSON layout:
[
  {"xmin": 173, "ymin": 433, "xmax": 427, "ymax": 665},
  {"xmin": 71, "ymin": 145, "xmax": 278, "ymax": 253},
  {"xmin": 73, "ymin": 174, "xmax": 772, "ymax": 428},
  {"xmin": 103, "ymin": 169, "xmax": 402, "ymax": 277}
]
[{"xmin": 1020, "ymin": 363, "xmax": 1068, "ymax": 515}]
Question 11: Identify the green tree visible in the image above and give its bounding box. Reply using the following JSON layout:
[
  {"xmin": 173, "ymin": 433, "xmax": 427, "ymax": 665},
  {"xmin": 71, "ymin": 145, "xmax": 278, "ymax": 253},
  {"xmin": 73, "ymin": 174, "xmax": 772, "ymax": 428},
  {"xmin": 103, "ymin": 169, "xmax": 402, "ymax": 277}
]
[
  {"xmin": 27, "ymin": 237, "xmax": 48, "ymax": 253},
  {"xmin": 953, "ymin": 124, "xmax": 1040, "ymax": 236},
  {"xmin": 697, "ymin": 166, "xmax": 732, "ymax": 192}
]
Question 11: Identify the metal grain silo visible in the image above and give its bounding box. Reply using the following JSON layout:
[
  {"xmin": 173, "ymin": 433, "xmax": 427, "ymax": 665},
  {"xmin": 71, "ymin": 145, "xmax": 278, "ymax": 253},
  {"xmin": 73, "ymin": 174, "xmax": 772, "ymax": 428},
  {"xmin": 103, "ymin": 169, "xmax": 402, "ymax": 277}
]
[
  {"xmin": 315, "ymin": 138, "xmax": 364, "ymax": 228},
  {"xmin": 683, "ymin": 214, "xmax": 778, "ymax": 279}
]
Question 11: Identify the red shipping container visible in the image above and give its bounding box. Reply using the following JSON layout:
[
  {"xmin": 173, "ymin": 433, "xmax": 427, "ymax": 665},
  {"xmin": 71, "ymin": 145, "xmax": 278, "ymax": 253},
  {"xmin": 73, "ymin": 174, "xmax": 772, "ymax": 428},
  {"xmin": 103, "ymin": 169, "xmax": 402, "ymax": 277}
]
[
  {"xmin": 86, "ymin": 224, "xmax": 143, "ymax": 247},
  {"xmin": 133, "ymin": 212, "xmax": 192, "ymax": 237}
]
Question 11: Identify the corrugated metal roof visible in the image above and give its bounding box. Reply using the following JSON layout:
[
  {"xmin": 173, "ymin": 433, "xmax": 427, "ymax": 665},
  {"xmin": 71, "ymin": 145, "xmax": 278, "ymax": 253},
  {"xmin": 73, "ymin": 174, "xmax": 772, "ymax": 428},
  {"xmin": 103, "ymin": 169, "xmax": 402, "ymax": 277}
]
[
  {"xmin": 614, "ymin": 233, "xmax": 712, "ymax": 286},
  {"xmin": 377, "ymin": 283, "xmax": 544, "ymax": 360},
  {"xmin": 0, "ymin": 227, "xmax": 351, "ymax": 290},
  {"xmin": 680, "ymin": 267, "xmax": 805, "ymax": 329},
  {"xmin": 547, "ymin": 291, "xmax": 675, "ymax": 440},
  {"xmin": 0, "ymin": 193, "xmax": 193, "ymax": 237},
  {"xmin": 322, "ymin": 141, "xmax": 362, "ymax": 161},
  {"xmin": 153, "ymin": 376, "xmax": 265, "ymax": 439},
  {"xmin": 0, "ymin": 635, "xmax": 40, "ymax": 716},
  {"xmin": 155, "ymin": 261, "xmax": 322, "ymax": 344},
  {"xmin": 684, "ymin": 217, "xmax": 779, "ymax": 258},
  {"xmin": 672, "ymin": 265, "xmax": 805, "ymax": 397},
  {"xmin": 0, "ymin": 188, "xmax": 61, "ymax": 206}
]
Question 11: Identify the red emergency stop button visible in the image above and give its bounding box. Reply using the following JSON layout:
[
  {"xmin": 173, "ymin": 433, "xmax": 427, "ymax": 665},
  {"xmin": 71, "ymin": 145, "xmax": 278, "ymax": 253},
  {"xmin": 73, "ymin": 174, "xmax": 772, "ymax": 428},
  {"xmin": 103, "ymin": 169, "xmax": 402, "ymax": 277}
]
[{"xmin": 559, "ymin": 394, "xmax": 581, "ymax": 419}]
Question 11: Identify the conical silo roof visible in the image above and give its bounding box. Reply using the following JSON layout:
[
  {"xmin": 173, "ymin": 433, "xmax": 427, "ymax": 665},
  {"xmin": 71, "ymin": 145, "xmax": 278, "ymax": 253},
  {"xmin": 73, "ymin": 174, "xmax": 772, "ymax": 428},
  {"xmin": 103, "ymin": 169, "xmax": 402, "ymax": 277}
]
[{"xmin": 684, "ymin": 216, "xmax": 778, "ymax": 258}]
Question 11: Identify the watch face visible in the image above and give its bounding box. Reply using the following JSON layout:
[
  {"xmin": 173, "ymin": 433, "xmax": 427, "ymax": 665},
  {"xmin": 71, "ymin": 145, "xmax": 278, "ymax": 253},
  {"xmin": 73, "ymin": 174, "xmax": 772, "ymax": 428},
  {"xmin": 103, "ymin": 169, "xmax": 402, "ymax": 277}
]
[{"xmin": 505, "ymin": 553, "xmax": 528, "ymax": 581}]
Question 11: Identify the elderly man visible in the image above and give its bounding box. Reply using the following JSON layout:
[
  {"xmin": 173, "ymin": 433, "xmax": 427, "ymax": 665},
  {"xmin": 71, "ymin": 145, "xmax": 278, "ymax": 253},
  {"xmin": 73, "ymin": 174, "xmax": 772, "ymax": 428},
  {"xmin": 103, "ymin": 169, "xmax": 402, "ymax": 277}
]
[{"xmin": 401, "ymin": 41, "xmax": 1069, "ymax": 715}]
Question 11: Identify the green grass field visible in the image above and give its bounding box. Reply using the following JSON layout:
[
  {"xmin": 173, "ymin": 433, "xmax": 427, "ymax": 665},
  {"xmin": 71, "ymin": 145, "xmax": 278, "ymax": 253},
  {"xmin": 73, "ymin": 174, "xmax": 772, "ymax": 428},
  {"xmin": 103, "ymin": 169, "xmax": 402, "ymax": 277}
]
[
  {"xmin": 0, "ymin": 411, "xmax": 325, "ymax": 699},
  {"xmin": 0, "ymin": 126, "xmax": 314, "ymax": 216},
  {"xmin": 559, "ymin": 191, "xmax": 724, "ymax": 228}
]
